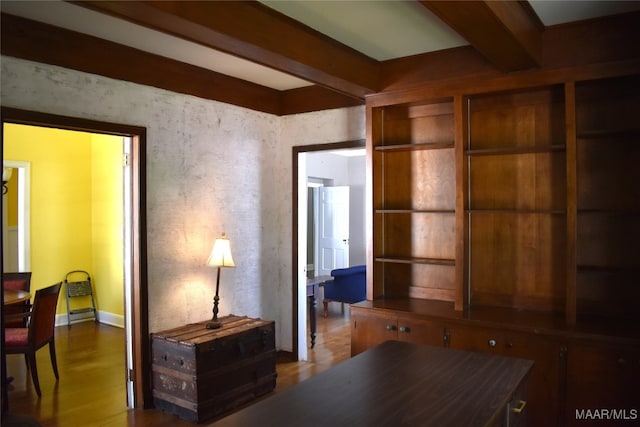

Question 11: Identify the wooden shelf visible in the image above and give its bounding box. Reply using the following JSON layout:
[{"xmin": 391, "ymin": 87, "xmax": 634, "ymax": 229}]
[
  {"xmin": 376, "ymin": 209, "xmax": 455, "ymax": 214},
  {"xmin": 375, "ymin": 141, "xmax": 454, "ymax": 152},
  {"xmin": 577, "ymin": 209, "xmax": 640, "ymax": 215},
  {"xmin": 577, "ymin": 265, "xmax": 640, "ymax": 273},
  {"xmin": 576, "ymin": 128, "xmax": 640, "ymax": 139},
  {"xmin": 465, "ymin": 144, "xmax": 565, "ymax": 156},
  {"xmin": 466, "ymin": 209, "xmax": 565, "ymax": 215},
  {"xmin": 375, "ymin": 256, "xmax": 455, "ymax": 266}
]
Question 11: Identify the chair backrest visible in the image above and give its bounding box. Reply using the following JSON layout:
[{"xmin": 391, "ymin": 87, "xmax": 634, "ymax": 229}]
[
  {"xmin": 3, "ymin": 272, "xmax": 33, "ymax": 292},
  {"xmin": 29, "ymin": 283, "xmax": 63, "ymax": 347}
]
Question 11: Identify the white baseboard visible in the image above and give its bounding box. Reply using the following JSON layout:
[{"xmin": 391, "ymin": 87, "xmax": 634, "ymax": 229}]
[{"xmin": 55, "ymin": 310, "xmax": 124, "ymax": 329}]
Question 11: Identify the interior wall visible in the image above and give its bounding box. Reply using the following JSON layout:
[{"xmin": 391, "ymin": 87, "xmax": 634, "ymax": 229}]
[{"xmin": 1, "ymin": 55, "xmax": 366, "ymax": 351}]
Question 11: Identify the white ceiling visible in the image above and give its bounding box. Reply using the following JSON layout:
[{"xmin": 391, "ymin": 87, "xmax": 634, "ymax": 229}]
[{"xmin": 2, "ymin": 0, "xmax": 639, "ymax": 91}]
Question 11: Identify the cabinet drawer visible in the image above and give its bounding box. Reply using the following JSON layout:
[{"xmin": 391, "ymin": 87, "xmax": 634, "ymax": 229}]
[
  {"xmin": 447, "ymin": 324, "xmax": 504, "ymax": 354},
  {"xmin": 447, "ymin": 323, "xmax": 565, "ymax": 427},
  {"xmin": 397, "ymin": 316, "xmax": 445, "ymax": 346},
  {"xmin": 505, "ymin": 379, "xmax": 529, "ymax": 427},
  {"xmin": 351, "ymin": 309, "xmax": 398, "ymax": 355}
]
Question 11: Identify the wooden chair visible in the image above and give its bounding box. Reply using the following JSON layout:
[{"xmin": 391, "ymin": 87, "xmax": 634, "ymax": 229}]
[
  {"xmin": 4, "ymin": 282, "xmax": 62, "ymax": 397},
  {"xmin": 3, "ymin": 272, "xmax": 33, "ymax": 328}
]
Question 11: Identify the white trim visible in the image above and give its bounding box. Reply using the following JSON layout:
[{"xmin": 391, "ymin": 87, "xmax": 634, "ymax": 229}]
[
  {"xmin": 3, "ymin": 160, "xmax": 31, "ymax": 271},
  {"xmin": 55, "ymin": 310, "xmax": 124, "ymax": 328}
]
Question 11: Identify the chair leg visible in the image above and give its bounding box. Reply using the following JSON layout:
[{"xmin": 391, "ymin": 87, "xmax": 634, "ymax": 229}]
[
  {"xmin": 26, "ymin": 351, "xmax": 42, "ymax": 397},
  {"xmin": 49, "ymin": 341, "xmax": 60, "ymax": 379},
  {"xmin": 323, "ymin": 300, "xmax": 329, "ymax": 317}
]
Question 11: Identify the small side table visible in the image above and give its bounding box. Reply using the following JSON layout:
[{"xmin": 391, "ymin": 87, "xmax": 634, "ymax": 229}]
[{"xmin": 307, "ymin": 276, "xmax": 330, "ymax": 348}]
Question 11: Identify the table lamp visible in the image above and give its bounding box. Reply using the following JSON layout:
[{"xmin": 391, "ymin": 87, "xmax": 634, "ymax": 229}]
[{"xmin": 206, "ymin": 233, "xmax": 235, "ymax": 329}]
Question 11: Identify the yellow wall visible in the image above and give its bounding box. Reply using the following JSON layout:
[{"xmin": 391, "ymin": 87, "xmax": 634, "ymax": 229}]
[
  {"xmin": 90, "ymin": 134, "xmax": 125, "ymax": 317},
  {"xmin": 3, "ymin": 124, "xmax": 124, "ymax": 319}
]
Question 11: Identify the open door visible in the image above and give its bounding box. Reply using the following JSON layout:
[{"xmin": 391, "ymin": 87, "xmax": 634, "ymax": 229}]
[{"xmin": 315, "ymin": 186, "xmax": 349, "ymax": 276}]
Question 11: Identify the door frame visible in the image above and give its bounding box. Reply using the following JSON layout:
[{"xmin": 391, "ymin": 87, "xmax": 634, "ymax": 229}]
[
  {"xmin": 0, "ymin": 107, "xmax": 150, "ymax": 408},
  {"xmin": 291, "ymin": 139, "xmax": 364, "ymax": 359},
  {"xmin": 2, "ymin": 159, "xmax": 30, "ymax": 272}
]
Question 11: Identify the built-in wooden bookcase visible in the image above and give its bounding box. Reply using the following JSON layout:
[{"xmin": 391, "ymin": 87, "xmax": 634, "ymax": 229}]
[
  {"xmin": 371, "ymin": 99, "xmax": 457, "ymax": 302},
  {"xmin": 369, "ymin": 79, "xmax": 639, "ymax": 325},
  {"xmin": 466, "ymin": 86, "xmax": 567, "ymax": 313},
  {"xmin": 361, "ymin": 70, "xmax": 640, "ymax": 427},
  {"xmin": 574, "ymin": 75, "xmax": 640, "ymax": 322}
]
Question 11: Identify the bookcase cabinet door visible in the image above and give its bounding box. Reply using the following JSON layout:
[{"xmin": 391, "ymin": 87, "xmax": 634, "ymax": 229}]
[
  {"xmin": 350, "ymin": 308, "xmax": 445, "ymax": 356},
  {"xmin": 565, "ymin": 340, "xmax": 640, "ymax": 426},
  {"xmin": 350, "ymin": 308, "xmax": 398, "ymax": 356},
  {"xmin": 447, "ymin": 323, "xmax": 565, "ymax": 427}
]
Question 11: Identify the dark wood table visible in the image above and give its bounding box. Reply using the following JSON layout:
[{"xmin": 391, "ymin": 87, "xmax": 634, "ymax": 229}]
[
  {"xmin": 214, "ymin": 340, "xmax": 533, "ymax": 426},
  {"xmin": 306, "ymin": 275, "xmax": 330, "ymax": 348}
]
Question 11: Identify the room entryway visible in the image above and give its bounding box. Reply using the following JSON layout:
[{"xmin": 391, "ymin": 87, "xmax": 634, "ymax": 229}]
[
  {"xmin": 1, "ymin": 108, "xmax": 149, "ymax": 410},
  {"xmin": 292, "ymin": 141, "xmax": 365, "ymax": 361}
]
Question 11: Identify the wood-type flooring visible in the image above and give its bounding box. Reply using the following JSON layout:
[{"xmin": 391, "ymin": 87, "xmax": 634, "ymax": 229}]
[{"xmin": 3, "ymin": 304, "xmax": 351, "ymax": 426}]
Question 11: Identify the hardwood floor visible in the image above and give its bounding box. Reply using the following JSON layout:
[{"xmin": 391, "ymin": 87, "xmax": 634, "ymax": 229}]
[{"xmin": 4, "ymin": 306, "xmax": 351, "ymax": 426}]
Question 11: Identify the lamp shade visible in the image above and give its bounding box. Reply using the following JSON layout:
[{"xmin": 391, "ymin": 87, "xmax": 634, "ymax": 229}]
[{"xmin": 207, "ymin": 235, "xmax": 235, "ymax": 267}]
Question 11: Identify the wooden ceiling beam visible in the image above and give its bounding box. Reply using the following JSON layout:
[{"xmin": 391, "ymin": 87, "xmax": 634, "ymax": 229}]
[
  {"xmin": 420, "ymin": 0, "xmax": 543, "ymax": 72},
  {"xmin": 1, "ymin": 13, "xmax": 361, "ymax": 116},
  {"xmin": 0, "ymin": 13, "xmax": 281, "ymax": 115},
  {"xmin": 74, "ymin": 0, "xmax": 380, "ymax": 99}
]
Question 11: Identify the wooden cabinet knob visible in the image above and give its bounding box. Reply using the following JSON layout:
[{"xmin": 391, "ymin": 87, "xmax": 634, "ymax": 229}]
[
  {"xmin": 386, "ymin": 324, "xmax": 396, "ymax": 331},
  {"xmin": 399, "ymin": 326, "xmax": 409, "ymax": 333},
  {"xmin": 488, "ymin": 339, "xmax": 497, "ymax": 348}
]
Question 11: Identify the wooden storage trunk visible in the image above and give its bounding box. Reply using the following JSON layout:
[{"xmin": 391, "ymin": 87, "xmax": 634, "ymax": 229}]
[{"xmin": 151, "ymin": 315, "xmax": 276, "ymax": 423}]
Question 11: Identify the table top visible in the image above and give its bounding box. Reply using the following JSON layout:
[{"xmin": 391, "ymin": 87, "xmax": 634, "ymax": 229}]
[
  {"xmin": 3, "ymin": 289, "xmax": 31, "ymax": 305},
  {"xmin": 214, "ymin": 340, "xmax": 533, "ymax": 426},
  {"xmin": 307, "ymin": 275, "xmax": 331, "ymax": 286}
]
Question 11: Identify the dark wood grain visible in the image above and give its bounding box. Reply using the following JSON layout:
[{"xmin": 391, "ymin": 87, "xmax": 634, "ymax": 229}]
[
  {"xmin": 214, "ymin": 340, "xmax": 533, "ymax": 427},
  {"xmin": 151, "ymin": 316, "xmax": 276, "ymax": 422}
]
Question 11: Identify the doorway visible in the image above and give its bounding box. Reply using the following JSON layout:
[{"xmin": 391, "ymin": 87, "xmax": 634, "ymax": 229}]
[
  {"xmin": 292, "ymin": 140, "xmax": 365, "ymax": 361},
  {"xmin": 2, "ymin": 160, "xmax": 29, "ymax": 272},
  {"xmin": 1, "ymin": 107, "xmax": 150, "ymax": 408}
]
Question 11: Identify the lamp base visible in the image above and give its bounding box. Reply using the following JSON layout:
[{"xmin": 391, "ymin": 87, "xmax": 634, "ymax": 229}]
[{"xmin": 205, "ymin": 321, "xmax": 222, "ymax": 329}]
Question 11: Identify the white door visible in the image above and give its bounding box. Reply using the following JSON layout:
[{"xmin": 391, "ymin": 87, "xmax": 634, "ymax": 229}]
[{"xmin": 315, "ymin": 186, "xmax": 349, "ymax": 275}]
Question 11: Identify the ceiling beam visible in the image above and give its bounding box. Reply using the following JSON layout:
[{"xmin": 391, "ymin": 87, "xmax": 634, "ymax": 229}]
[
  {"xmin": 420, "ymin": 0, "xmax": 543, "ymax": 72},
  {"xmin": 1, "ymin": 13, "xmax": 361, "ymax": 116},
  {"xmin": 73, "ymin": 0, "xmax": 380, "ymax": 99},
  {"xmin": 0, "ymin": 13, "xmax": 281, "ymax": 115}
]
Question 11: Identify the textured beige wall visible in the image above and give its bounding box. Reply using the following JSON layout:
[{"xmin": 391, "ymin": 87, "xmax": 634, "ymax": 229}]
[{"xmin": 1, "ymin": 56, "xmax": 365, "ymax": 351}]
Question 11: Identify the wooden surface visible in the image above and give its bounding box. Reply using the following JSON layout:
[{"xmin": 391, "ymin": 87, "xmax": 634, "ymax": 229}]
[
  {"xmin": 3, "ymin": 290, "xmax": 31, "ymax": 305},
  {"xmin": 214, "ymin": 340, "xmax": 533, "ymax": 427},
  {"xmin": 151, "ymin": 315, "xmax": 276, "ymax": 422}
]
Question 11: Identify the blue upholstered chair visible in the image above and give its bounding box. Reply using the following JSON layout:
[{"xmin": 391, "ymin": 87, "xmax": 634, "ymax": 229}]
[{"xmin": 322, "ymin": 265, "xmax": 366, "ymax": 317}]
